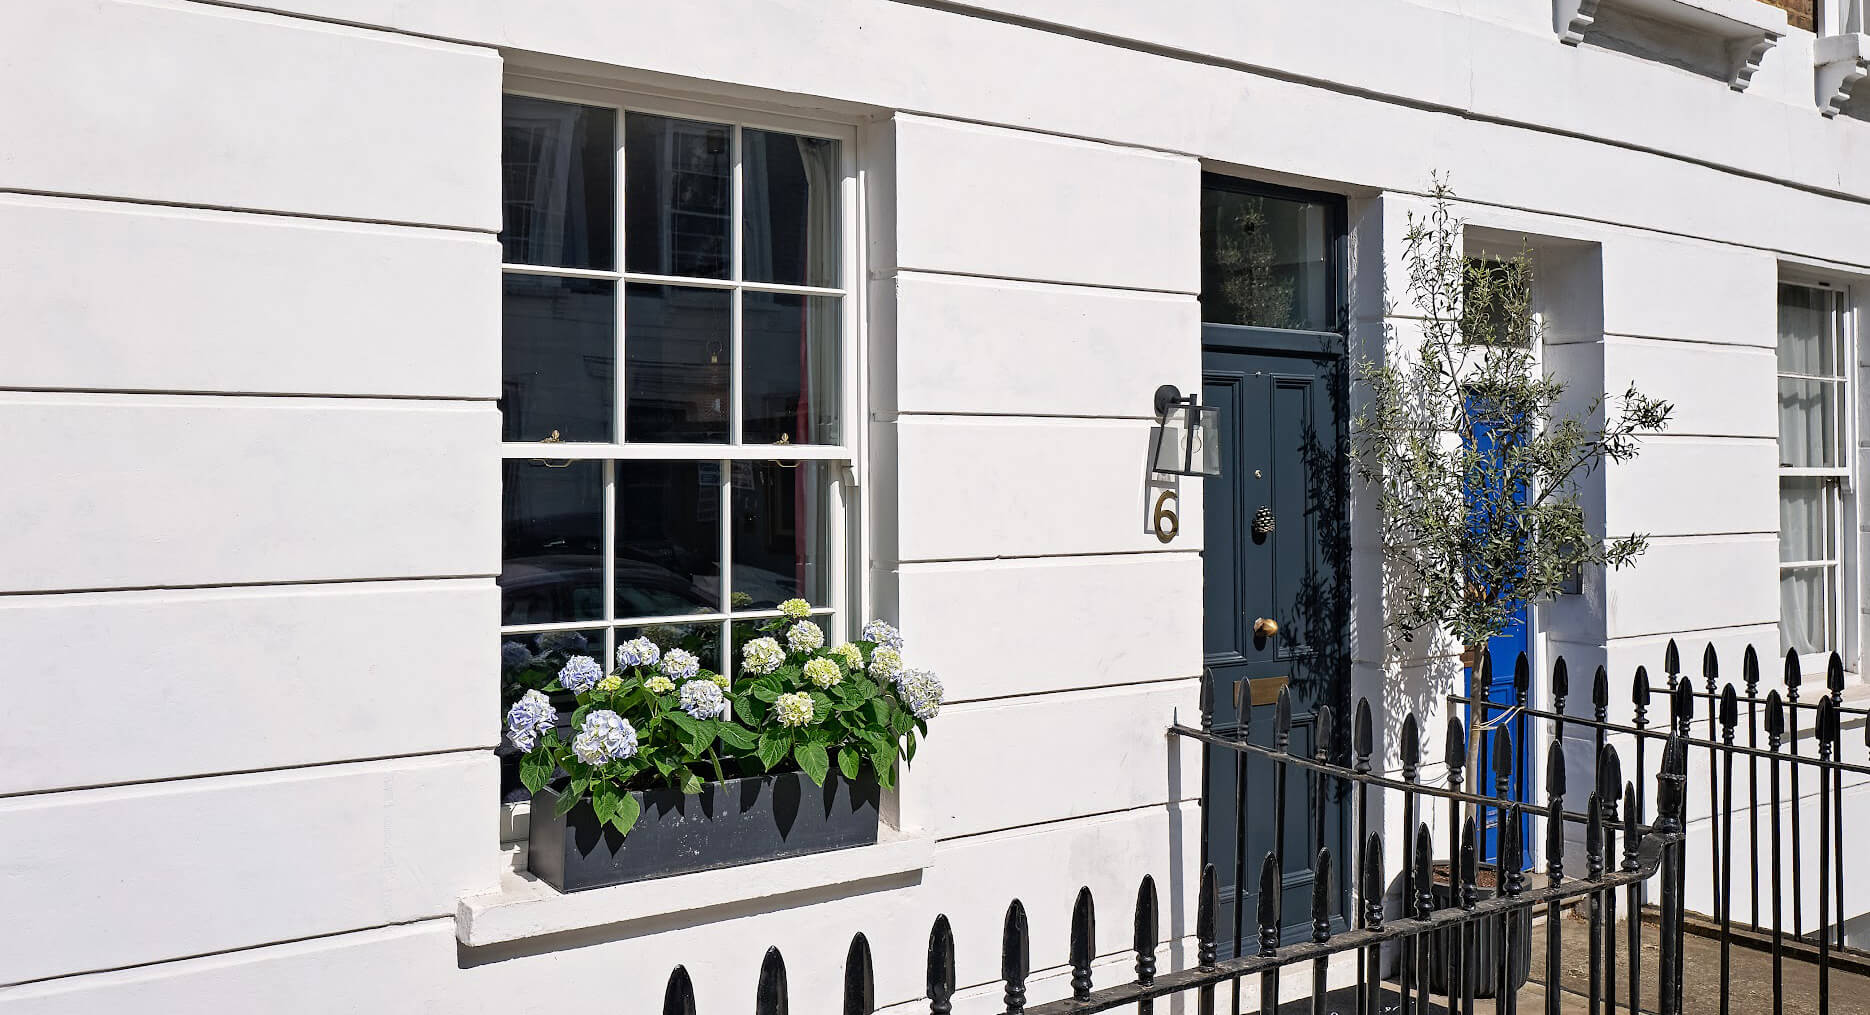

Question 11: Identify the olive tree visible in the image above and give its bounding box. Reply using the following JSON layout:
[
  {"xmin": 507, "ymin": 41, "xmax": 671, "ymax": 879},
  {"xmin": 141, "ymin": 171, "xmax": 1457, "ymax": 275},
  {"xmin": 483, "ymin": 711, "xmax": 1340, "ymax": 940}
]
[{"xmin": 1353, "ymin": 180, "xmax": 1674, "ymax": 656}]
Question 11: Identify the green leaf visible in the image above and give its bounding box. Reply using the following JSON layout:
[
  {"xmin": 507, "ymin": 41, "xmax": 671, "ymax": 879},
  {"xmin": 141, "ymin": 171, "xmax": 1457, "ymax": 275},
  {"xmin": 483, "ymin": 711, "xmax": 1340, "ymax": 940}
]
[
  {"xmin": 837, "ymin": 746, "xmax": 861, "ymax": 781},
  {"xmin": 756, "ymin": 732, "xmax": 790, "ymax": 771},
  {"xmin": 794, "ymin": 743, "xmax": 831, "ymax": 786},
  {"xmin": 904, "ymin": 730, "xmax": 918, "ymax": 762},
  {"xmin": 751, "ymin": 682, "xmax": 780, "ymax": 703},
  {"xmin": 869, "ymin": 744, "xmax": 895, "ymax": 782},
  {"xmin": 680, "ymin": 770, "xmax": 704, "ymax": 795},
  {"xmin": 519, "ymin": 748, "xmax": 554, "ymax": 795},
  {"xmin": 553, "ymin": 788, "xmax": 583, "ymax": 817},
  {"xmin": 715, "ymin": 723, "xmax": 757, "ymax": 751},
  {"xmin": 590, "ymin": 782, "xmax": 621, "ymax": 825},
  {"xmin": 610, "ymin": 794, "xmax": 641, "ymax": 836}
]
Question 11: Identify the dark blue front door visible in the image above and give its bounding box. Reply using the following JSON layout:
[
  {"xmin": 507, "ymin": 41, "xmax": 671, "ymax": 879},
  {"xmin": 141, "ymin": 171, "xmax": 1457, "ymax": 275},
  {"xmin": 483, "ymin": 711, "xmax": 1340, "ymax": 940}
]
[
  {"xmin": 1201, "ymin": 327, "xmax": 1349, "ymax": 947},
  {"xmin": 1465, "ymin": 406, "xmax": 1532, "ymax": 863}
]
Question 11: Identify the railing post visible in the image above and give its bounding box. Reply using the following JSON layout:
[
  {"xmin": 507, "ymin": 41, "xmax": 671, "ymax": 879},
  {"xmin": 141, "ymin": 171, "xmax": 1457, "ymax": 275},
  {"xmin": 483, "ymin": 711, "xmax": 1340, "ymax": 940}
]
[
  {"xmin": 1718, "ymin": 685, "xmax": 1737, "ymax": 1015},
  {"xmin": 1818, "ymin": 697, "xmax": 1837, "ymax": 1014},
  {"xmin": 1133, "ymin": 876, "xmax": 1158, "ymax": 1015},
  {"xmin": 844, "ymin": 934, "xmax": 875, "ymax": 1015},
  {"xmin": 1198, "ymin": 863, "xmax": 1218, "ymax": 1015},
  {"xmin": 756, "ymin": 946, "xmax": 789, "ymax": 1015},
  {"xmin": 1743, "ymin": 646, "xmax": 1761, "ymax": 932},
  {"xmin": 1622, "ymin": 781, "xmax": 1641, "ymax": 1015},
  {"xmin": 1355, "ymin": 699, "xmax": 1374, "ymax": 1015},
  {"xmin": 1363, "ymin": 834, "xmax": 1385, "ymax": 1015},
  {"xmin": 927, "ymin": 915, "xmax": 955, "ymax": 1015},
  {"xmin": 1585, "ymin": 791, "xmax": 1603, "ymax": 1015},
  {"xmin": 1786, "ymin": 650, "xmax": 1805, "ymax": 940},
  {"xmin": 1000, "ymin": 900, "xmax": 1029, "ymax": 1015},
  {"xmin": 1656, "ymin": 735, "xmax": 1688, "ymax": 1015},
  {"xmin": 1400, "ymin": 713, "xmax": 1421, "ymax": 1015},
  {"xmin": 1829, "ymin": 653, "xmax": 1847, "ymax": 951},
  {"xmin": 1069, "ymin": 888, "xmax": 1094, "ymax": 1002},
  {"xmin": 1257, "ymin": 853, "xmax": 1279, "ymax": 1015},
  {"xmin": 664, "ymin": 965, "xmax": 697, "ymax": 1015},
  {"xmin": 1311, "ymin": 848, "xmax": 1332, "ymax": 1015},
  {"xmin": 1766, "ymin": 691, "xmax": 1786, "ymax": 1015},
  {"xmin": 1544, "ymin": 743, "xmax": 1566, "ymax": 1015}
]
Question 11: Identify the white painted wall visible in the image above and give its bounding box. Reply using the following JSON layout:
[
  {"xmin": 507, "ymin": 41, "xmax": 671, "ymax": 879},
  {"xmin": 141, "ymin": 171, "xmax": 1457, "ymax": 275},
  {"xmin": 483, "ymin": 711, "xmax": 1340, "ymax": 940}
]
[{"xmin": 2, "ymin": 0, "xmax": 1867, "ymax": 1010}]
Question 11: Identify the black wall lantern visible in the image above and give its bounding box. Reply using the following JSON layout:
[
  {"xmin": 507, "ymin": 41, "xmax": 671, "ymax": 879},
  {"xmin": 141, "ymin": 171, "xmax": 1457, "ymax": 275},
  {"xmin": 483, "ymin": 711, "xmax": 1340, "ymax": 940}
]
[{"xmin": 1152, "ymin": 384, "xmax": 1221, "ymax": 477}]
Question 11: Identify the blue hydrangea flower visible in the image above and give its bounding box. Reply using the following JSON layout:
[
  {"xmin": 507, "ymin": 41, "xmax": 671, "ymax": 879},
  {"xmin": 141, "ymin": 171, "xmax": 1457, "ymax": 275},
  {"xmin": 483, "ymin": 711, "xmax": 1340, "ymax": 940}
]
[
  {"xmin": 774, "ymin": 691, "xmax": 816, "ymax": 727},
  {"xmin": 616, "ymin": 637, "xmax": 661, "ymax": 669},
  {"xmin": 803, "ymin": 657, "xmax": 842, "ymax": 688},
  {"xmin": 778, "ymin": 598, "xmax": 814, "ymax": 620},
  {"xmin": 786, "ymin": 621, "xmax": 825, "ymax": 654},
  {"xmin": 743, "ymin": 636, "xmax": 785, "ymax": 675},
  {"xmin": 679, "ymin": 679, "xmax": 728, "ymax": 720},
  {"xmin": 861, "ymin": 620, "xmax": 904, "ymax": 651},
  {"xmin": 504, "ymin": 689, "xmax": 557, "ymax": 752},
  {"xmin": 501, "ymin": 641, "xmax": 536, "ymax": 671},
  {"xmin": 869, "ymin": 646, "xmax": 904, "ymax": 681},
  {"xmin": 572, "ymin": 709, "xmax": 638, "ymax": 765},
  {"xmin": 895, "ymin": 669, "xmax": 945, "ymax": 721},
  {"xmin": 558, "ymin": 655, "xmax": 604, "ymax": 694},
  {"xmin": 662, "ymin": 648, "xmax": 700, "ymax": 682}
]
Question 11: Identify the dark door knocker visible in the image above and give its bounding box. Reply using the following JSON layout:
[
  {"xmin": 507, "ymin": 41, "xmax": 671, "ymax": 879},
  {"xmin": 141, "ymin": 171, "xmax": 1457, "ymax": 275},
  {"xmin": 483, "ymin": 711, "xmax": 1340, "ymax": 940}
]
[{"xmin": 1253, "ymin": 505, "xmax": 1275, "ymax": 537}]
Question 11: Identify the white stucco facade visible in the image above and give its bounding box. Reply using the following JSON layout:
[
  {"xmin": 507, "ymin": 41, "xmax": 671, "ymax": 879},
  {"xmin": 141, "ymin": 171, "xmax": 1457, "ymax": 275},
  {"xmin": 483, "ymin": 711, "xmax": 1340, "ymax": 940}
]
[{"xmin": 3, "ymin": 0, "xmax": 1869, "ymax": 1010}]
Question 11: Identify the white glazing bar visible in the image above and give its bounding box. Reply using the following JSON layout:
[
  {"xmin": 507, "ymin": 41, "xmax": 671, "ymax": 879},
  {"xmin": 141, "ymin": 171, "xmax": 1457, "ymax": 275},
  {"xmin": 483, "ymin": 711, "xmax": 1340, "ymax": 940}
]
[
  {"xmin": 502, "ymin": 263, "xmax": 623, "ymax": 281},
  {"xmin": 603, "ymin": 459, "xmax": 617, "ymax": 671},
  {"xmin": 614, "ymin": 106, "xmax": 630, "ymax": 448},
  {"xmin": 501, "ymin": 442, "xmax": 854, "ymax": 461},
  {"xmin": 609, "ymin": 272, "xmax": 842, "ymax": 297},
  {"xmin": 718, "ymin": 458, "xmax": 735, "ymax": 680}
]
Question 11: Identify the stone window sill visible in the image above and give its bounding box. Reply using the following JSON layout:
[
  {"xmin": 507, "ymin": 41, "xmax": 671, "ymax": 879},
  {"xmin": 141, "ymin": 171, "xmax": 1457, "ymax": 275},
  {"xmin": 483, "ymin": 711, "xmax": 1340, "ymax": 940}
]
[
  {"xmin": 458, "ymin": 823, "xmax": 934, "ymax": 947},
  {"xmin": 1558, "ymin": 0, "xmax": 1788, "ymax": 90}
]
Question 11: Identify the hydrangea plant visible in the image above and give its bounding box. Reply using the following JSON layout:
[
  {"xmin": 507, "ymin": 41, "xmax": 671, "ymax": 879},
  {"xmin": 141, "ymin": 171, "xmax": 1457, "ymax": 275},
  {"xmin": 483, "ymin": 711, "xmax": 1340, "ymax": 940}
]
[{"xmin": 506, "ymin": 600, "xmax": 942, "ymax": 836}]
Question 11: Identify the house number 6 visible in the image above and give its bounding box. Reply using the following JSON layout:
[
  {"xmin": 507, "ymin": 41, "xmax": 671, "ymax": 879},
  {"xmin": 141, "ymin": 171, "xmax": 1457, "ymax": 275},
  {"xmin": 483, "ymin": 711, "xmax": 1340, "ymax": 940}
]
[{"xmin": 1152, "ymin": 490, "xmax": 1179, "ymax": 543}]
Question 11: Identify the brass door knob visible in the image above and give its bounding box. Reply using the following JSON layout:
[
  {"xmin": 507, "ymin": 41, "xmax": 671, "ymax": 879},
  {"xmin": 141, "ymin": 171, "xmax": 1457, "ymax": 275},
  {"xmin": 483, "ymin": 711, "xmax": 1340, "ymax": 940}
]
[{"xmin": 1253, "ymin": 617, "xmax": 1279, "ymax": 638}]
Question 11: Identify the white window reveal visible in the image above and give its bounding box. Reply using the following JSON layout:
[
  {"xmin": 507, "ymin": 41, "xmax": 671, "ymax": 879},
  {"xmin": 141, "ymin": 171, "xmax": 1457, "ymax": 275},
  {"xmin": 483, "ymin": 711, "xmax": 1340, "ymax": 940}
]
[
  {"xmin": 498, "ymin": 90, "xmax": 860, "ymax": 688},
  {"xmin": 1777, "ymin": 281, "xmax": 1852, "ymax": 663}
]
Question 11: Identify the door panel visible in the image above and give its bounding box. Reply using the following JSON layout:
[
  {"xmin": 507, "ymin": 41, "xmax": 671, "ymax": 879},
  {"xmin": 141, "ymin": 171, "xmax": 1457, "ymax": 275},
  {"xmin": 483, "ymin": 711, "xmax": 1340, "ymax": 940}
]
[{"xmin": 1200, "ymin": 326, "xmax": 1349, "ymax": 948}]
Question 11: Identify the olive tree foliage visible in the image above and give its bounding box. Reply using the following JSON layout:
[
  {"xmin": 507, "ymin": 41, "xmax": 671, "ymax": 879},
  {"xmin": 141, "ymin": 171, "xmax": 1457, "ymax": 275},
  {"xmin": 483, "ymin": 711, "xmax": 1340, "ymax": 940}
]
[{"xmin": 1352, "ymin": 181, "xmax": 1674, "ymax": 654}]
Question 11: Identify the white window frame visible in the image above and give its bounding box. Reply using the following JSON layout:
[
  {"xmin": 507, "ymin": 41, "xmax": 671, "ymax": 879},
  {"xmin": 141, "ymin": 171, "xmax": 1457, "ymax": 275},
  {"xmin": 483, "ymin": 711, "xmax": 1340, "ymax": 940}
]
[
  {"xmin": 1777, "ymin": 277, "xmax": 1855, "ymax": 671},
  {"xmin": 498, "ymin": 78, "xmax": 867, "ymax": 683}
]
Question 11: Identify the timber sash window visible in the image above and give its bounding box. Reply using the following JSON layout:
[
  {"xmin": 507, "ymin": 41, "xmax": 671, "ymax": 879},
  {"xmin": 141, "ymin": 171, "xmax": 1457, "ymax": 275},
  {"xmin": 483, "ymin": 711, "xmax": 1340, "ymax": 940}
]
[
  {"xmin": 1777, "ymin": 281, "xmax": 1851, "ymax": 660},
  {"xmin": 498, "ymin": 91, "xmax": 859, "ymax": 683}
]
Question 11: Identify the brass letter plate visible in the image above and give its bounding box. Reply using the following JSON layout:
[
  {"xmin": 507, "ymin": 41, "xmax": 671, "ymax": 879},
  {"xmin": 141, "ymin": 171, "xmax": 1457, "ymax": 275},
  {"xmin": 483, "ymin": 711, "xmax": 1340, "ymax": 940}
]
[{"xmin": 1232, "ymin": 675, "xmax": 1290, "ymax": 709}]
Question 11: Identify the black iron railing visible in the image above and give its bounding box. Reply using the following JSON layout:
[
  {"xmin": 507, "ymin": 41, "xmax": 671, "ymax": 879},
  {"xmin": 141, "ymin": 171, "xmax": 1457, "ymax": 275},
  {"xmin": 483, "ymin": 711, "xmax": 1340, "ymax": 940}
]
[{"xmin": 651, "ymin": 686, "xmax": 1689, "ymax": 1015}]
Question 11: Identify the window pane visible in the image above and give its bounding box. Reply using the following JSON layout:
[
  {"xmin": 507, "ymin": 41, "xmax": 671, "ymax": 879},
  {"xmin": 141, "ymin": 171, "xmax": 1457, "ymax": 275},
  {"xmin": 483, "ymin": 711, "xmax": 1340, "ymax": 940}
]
[
  {"xmin": 732, "ymin": 460, "xmax": 835, "ymax": 609},
  {"xmin": 501, "ymin": 460, "xmax": 604, "ymax": 625},
  {"xmin": 1778, "ymin": 378, "xmax": 1840, "ymax": 468},
  {"xmin": 501, "ymin": 96, "xmax": 615, "ymax": 270},
  {"xmin": 624, "ymin": 283, "xmax": 731, "ymax": 443},
  {"xmin": 1200, "ymin": 185, "xmax": 1336, "ymax": 331},
  {"xmin": 1778, "ymin": 283, "xmax": 1838, "ymax": 378},
  {"xmin": 625, "ymin": 113, "xmax": 731, "ymax": 280},
  {"xmin": 502, "ymin": 274, "xmax": 615, "ymax": 443},
  {"xmin": 616, "ymin": 621, "xmax": 720, "ymax": 676},
  {"xmin": 615, "ymin": 460, "xmax": 722, "ymax": 619},
  {"xmin": 743, "ymin": 129, "xmax": 841, "ymax": 288},
  {"xmin": 742, "ymin": 292, "xmax": 840, "ymax": 445},
  {"xmin": 1781, "ymin": 565, "xmax": 1832, "ymax": 656},
  {"xmin": 1779, "ymin": 477, "xmax": 1831, "ymax": 562},
  {"xmin": 502, "ymin": 628, "xmax": 607, "ymax": 692}
]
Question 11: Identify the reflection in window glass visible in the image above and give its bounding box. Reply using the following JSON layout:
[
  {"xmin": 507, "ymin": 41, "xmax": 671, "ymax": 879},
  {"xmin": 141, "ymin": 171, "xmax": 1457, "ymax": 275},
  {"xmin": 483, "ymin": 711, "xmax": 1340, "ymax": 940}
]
[
  {"xmin": 501, "ymin": 461, "xmax": 604, "ymax": 625},
  {"xmin": 502, "ymin": 274, "xmax": 615, "ymax": 442},
  {"xmin": 1781, "ymin": 567, "xmax": 1832, "ymax": 656},
  {"xmin": 1778, "ymin": 284, "xmax": 1838, "ymax": 376},
  {"xmin": 1779, "ymin": 478, "xmax": 1829, "ymax": 562},
  {"xmin": 743, "ymin": 130, "xmax": 841, "ymax": 288},
  {"xmin": 742, "ymin": 292, "xmax": 840, "ymax": 446},
  {"xmin": 1200, "ymin": 184, "xmax": 1336, "ymax": 331},
  {"xmin": 501, "ymin": 96, "xmax": 615, "ymax": 270},
  {"xmin": 616, "ymin": 621, "xmax": 720, "ymax": 676},
  {"xmin": 732, "ymin": 461, "xmax": 833, "ymax": 609},
  {"xmin": 625, "ymin": 284, "xmax": 731, "ymax": 443},
  {"xmin": 625, "ymin": 113, "xmax": 732, "ymax": 280},
  {"xmin": 1778, "ymin": 378, "xmax": 1840, "ymax": 469},
  {"xmin": 615, "ymin": 460, "xmax": 721, "ymax": 619}
]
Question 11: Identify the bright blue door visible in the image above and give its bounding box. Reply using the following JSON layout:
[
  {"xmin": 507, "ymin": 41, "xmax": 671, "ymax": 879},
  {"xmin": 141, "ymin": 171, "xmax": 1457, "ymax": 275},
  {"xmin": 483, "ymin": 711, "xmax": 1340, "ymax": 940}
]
[{"xmin": 1465, "ymin": 404, "xmax": 1531, "ymax": 864}]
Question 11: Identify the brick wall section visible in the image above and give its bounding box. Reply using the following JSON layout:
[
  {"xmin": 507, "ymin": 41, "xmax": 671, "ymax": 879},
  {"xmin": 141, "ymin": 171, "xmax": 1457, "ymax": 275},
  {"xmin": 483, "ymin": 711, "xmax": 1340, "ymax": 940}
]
[{"xmin": 1761, "ymin": 0, "xmax": 1815, "ymax": 30}]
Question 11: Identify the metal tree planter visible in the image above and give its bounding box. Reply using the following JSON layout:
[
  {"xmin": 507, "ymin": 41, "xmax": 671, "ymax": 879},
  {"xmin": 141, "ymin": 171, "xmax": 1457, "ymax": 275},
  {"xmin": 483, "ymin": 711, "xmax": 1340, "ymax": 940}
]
[{"xmin": 529, "ymin": 770, "xmax": 880, "ymax": 892}]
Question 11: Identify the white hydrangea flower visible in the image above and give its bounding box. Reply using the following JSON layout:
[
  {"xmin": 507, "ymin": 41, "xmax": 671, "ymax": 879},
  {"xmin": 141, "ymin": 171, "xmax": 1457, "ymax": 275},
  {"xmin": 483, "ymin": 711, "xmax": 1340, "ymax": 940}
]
[
  {"xmin": 661, "ymin": 648, "xmax": 701, "ymax": 682},
  {"xmin": 644, "ymin": 675, "xmax": 675, "ymax": 695},
  {"xmin": 679, "ymin": 679, "xmax": 728, "ymax": 720},
  {"xmin": 558, "ymin": 655, "xmax": 604, "ymax": 694},
  {"xmin": 504, "ymin": 689, "xmax": 557, "ymax": 752},
  {"xmin": 830, "ymin": 643, "xmax": 865, "ymax": 670},
  {"xmin": 861, "ymin": 619, "xmax": 904, "ymax": 651},
  {"xmin": 571, "ymin": 709, "xmax": 638, "ymax": 765},
  {"xmin": 803, "ymin": 657, "xmax": 843, "ymax": 689},
  {"xmin": 501, "ymin": 640, "xmax": 536, "ymax": 671},
  {"xmin": 616, "ymin": 637, "xmax": 661, "ymax": 669},
  {"xmin": 896, "ymin": 669, "xmax": 945, "ymax": 721},
  {"xmin": 778, "ymin": 598, "xmax": 814, "ymax": 620},
  {"xmin": 786, "ymin": 621, "xmax": 825, "ymax": 654},
  {"xmin": 774, "ymin": 691, "xmax": 816, "ymax": 727},
  {"xmin": 869, "ymin": 646, "xmax": 904, "ymax": 681},
  {"xmin": 594, "ymin": 675, "xmax": 623, "ymax": 694},
  {"xmin": 743, "ymin": 636, "xmax": 785, "ymax": 675}
]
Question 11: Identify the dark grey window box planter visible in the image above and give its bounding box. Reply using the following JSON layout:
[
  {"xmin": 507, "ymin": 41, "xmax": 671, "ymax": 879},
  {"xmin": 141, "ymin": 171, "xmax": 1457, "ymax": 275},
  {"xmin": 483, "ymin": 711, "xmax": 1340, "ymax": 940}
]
[{"xmin": 528, "ymin": 770, "xmax": 881, "ymax": 893}]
